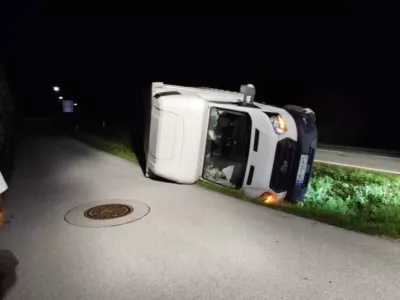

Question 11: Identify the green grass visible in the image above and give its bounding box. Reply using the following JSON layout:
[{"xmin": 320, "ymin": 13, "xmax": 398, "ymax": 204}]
[
  {"xmin": 72, "ymin": 127, "xmax": 400, "ymax": 238},
  {"xmin": 74, "ymin": 131, "xmax": 139, "ymax": 164},
  {"xmin": 290, "ymin": 163, "xmax": 400, "ymax": 238}
]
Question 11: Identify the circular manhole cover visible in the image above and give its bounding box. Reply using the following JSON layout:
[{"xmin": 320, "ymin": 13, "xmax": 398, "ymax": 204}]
[
  {"xmin": 64, "ymin": 200, "xmax": 150, "ymax": 227},
  {"xmin": 84, "ymin": 204, "xmax": 133, "ymax": 220}
]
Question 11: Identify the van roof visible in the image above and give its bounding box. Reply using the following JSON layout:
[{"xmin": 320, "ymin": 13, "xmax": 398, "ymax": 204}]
[{"xmin": 152, "ymin": 82, "xmax": 244, "ymax": 103}]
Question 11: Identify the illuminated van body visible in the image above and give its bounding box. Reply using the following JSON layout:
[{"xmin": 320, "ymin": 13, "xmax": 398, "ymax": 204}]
[{"xmin": 144, "ymin": 82, "xmax": 317, "ymax": 202}]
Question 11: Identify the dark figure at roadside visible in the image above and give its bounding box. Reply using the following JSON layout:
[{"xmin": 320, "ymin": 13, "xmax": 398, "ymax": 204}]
[{"xmin": 0, "ymin": 171, "xmax": 18, "ymax": 299}]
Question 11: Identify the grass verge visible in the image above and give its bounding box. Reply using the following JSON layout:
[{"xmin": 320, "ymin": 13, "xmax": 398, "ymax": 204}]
[
  {"xmin": 74, "ymin": 131, "xmax": 139, "ymax": 164},
  {"xmin": 72, "ymin": 127, "xmax": 400, "ymax": 238}
]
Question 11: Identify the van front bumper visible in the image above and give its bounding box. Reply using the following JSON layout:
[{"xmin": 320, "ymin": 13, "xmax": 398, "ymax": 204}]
[{"xmin": 270, "ymin": 108, "xmax": 318, "ymax": 203}]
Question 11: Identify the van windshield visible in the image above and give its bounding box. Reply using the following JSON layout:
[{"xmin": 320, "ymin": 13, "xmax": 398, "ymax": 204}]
[{"xmin": 203, "ymin": 107, "xmax": 251, "ymax": 188}]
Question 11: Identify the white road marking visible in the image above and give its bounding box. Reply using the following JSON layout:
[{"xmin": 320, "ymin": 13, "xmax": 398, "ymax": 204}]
[
  {"xmin": 318, "ymin": 149, "xmax": 344, "ymax": 154},
  {"xmin": 314, "ymin": 160, "xmax": 400, "ymax": 175},
  {"xmin": 373, "ymin": 155, "xmax": 400, "ymax": 160}
]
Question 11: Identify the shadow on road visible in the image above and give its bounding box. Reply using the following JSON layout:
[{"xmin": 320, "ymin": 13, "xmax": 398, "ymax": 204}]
[
  {"xmin": 129, "ymin": 86, "xmax": 150, "ymax": 176},
  {"xmin": 130, "ymin": 129, "xmax": 146, "ymax": 175}
]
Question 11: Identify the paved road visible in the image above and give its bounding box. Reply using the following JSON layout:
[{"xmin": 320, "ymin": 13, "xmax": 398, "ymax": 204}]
[
  {"xmin": 316, "ymin": 145, "xmax": 400, "ymax": 174},
  {"xmin": 1, "ymin": 135, "xmax": 400, "ymax": 300}
]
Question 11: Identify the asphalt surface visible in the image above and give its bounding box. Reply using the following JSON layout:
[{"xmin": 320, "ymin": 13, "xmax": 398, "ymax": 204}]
[
  {"xmin": 316, "ymin": 145, "xmax": 400, "ymax": 174},
  {"xmin": 1, "ymin": 135, "xmax": 400, "ymax": 300}
]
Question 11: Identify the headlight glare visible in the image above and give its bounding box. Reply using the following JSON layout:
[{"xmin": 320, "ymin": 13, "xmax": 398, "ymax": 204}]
[{"xmin": 270, "ymin": 115, "xmax": 287, "ymax": 134}]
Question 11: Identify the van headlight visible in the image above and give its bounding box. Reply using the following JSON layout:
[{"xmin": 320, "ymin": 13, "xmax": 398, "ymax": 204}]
[{"xmin": 270, "ymin": 115, "xmax": 287, "ymax": 135}]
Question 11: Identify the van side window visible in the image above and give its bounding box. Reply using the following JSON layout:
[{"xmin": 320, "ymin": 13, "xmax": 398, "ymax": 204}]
[{"xmin": 203, "ymin": 107, "xmax": 251, "ymax": 189}]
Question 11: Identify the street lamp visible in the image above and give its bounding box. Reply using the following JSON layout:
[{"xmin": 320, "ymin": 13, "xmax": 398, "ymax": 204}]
[
  {"xmin": 53, "ymin": 86, "xmax": 60, "ymax": 92},
  {"xmin": 59, "ymin": 96, "xmax": 63, "ymax": 100},
  {"xmin": 74, "ymin": 103, "xmax": 78, "ymax": 106}
]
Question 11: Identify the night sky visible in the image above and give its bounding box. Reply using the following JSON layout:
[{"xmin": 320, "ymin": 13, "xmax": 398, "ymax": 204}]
[{"xmin": 1, "ymin": 13, "xmax": 400, "ymax": 150}]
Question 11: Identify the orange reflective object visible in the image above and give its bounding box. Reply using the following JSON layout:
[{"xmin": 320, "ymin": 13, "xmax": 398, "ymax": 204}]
[{"xmin": 260, "ymin": 192, "xmax": 277, "ymax": 204}]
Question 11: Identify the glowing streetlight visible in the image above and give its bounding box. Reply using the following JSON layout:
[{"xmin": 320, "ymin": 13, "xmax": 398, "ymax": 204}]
[
  {"xmin": 53, "ymin": 86, "xmax": 60, "ymax": 92},
  {"xmin": 59, "ymin": 96, "xmax": 63, "ymax": 100},
  {"xmin": 74, "ymin": 103, "xmax": 78, "ymax": 107}
]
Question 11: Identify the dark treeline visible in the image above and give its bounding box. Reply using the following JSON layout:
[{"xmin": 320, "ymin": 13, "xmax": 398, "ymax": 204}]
[{"xmin": 1, "ymin": 16, "xmax": 400, "ymax": 150}]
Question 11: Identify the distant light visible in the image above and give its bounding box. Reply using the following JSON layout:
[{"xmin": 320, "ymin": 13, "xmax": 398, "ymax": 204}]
[
  {"xmin": 59, "ymin": 96, "xmax": 63, "ymax": 100},
  {"xmin": 74, "ymin": 103, "xmax": 78, "ymax": 106},
  {"xmin": 53, "ymin": 86, "xmax": 60, "ymax": 92}
]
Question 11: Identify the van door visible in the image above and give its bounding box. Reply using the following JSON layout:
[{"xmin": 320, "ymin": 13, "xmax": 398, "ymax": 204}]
[{"xmin": 202, "ymin": 106, "xmax": 252, "ymax": 189}]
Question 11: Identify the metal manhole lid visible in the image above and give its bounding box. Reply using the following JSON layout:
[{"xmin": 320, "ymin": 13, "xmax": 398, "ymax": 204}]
[
  {"xmin": 84, "ymin": 204, "xmax": 133, "ymax": 220},
  {"xmin": 65, "ymin": 200, "xmax": 150, "ymax": 227}
]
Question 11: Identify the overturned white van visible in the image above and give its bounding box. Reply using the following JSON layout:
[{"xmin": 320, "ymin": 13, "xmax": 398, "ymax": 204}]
[{"xmin": 144, "ymin": 82, "xmax": 317, "ymax": 203}]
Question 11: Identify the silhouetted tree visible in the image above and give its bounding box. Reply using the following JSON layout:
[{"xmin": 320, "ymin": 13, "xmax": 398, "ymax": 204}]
[{"xmin": 0, "ymin": 67, "xmax": 14, "ymax": 181}]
